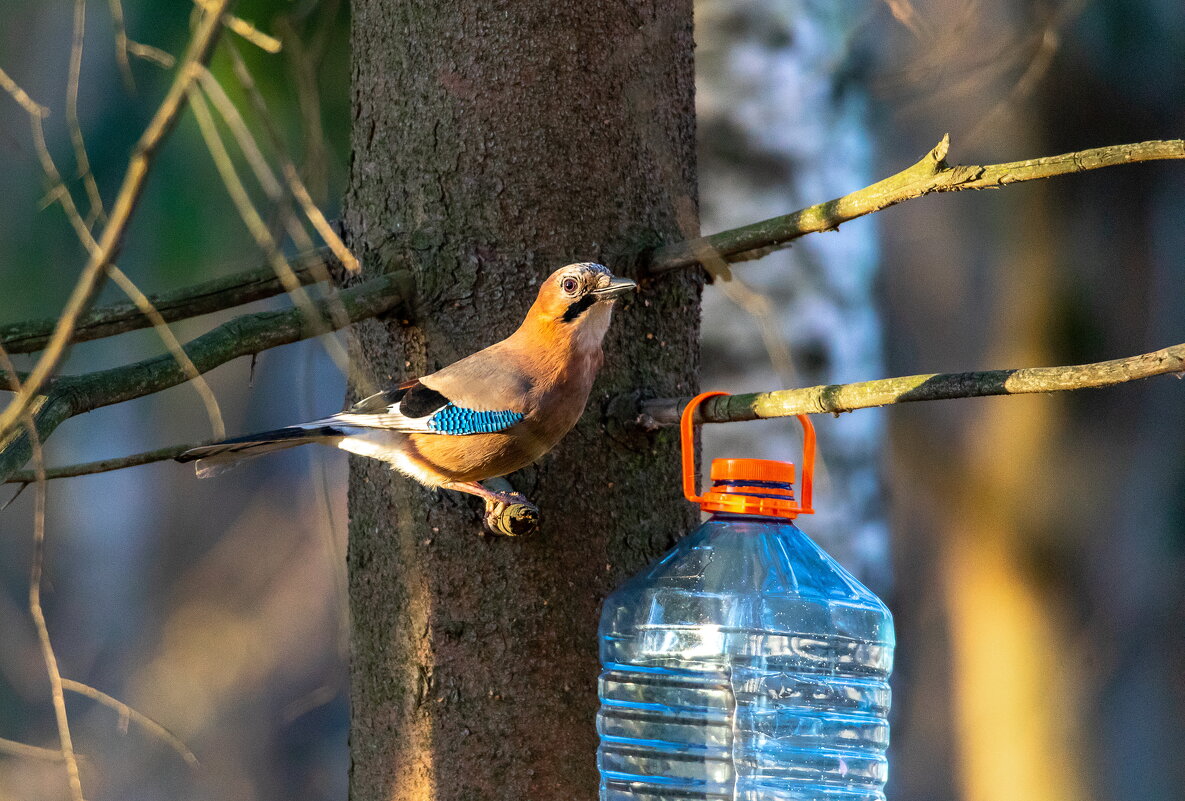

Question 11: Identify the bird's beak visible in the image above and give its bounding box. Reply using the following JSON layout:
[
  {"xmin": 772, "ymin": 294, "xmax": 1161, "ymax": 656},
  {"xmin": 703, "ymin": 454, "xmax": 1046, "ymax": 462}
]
[{"xmin": 590, "ymin": 277, "xmax": 637, "ymax": 301}]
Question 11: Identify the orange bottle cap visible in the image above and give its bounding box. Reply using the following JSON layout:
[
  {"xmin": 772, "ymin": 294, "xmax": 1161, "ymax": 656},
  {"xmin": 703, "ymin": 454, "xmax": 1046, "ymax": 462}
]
[
  {"xmin": 710, "ymin": 458, "xmax": 795, "ymax": 485},
  {"xmin": 681, "ymin": 392, "xmax": 816, "ymax": 520}
]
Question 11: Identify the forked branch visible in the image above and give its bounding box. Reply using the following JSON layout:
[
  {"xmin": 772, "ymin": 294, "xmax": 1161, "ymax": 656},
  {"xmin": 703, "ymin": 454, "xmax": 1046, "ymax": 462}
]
[
  {"xmin": 1, "ymin": 136, "xmax": 1183, "ymax": 480},
  {"xmin": 0, "ymin": 0, "xmax": 237, "ymax": 442},
  {"xmin": 647, "ymin": 136, "xmax": 1185, "ymax": 273},
  {"xmin": 0, "ymin": 272, "xmax": 411, "ymax": 482}
]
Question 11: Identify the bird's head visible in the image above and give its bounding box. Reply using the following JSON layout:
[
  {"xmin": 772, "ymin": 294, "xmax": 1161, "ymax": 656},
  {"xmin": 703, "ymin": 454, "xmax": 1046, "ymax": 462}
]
[{"xmin": 525, "ymin": 263, "xmax": 637, "ymax": 347}]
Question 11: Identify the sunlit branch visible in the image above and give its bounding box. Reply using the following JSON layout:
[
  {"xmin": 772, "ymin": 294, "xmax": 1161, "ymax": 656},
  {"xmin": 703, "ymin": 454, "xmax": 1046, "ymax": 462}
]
[
  {"xmin": 67, "ymin": 0, "xmax": 107, "ymax": 227},
  {"xmin": 0, "ymin": 736, "xmax": 78, "ymax": 762},
  {"xmin": 0, "ymin": 346, "xmax": 84, "ymax": 801},
  {"xmin": 107, "ymin": 0, "xmax": 136, "ymax": 90},
  {"xmin": 186, "ymin": 84, "xmax": 353, "ymax": 376},
  {"xmin": 647, "ymin": 135, "xmax": 1185, "ymax": 273},
  {"xmin": 220, "ymin": 45, "xmax": 359, "ymax": 272},
  {"xmin": 0, "ymin": 0, "xmax": 237, "ymax": 444},
  {"xmin": 61, "ymin": 679, "xmax": 199, "ymax": 768},
  {"xmin": 193, "ymin": 0, "xmax": 281, "ymax": 53},
  {"xmin": 637, "ymin": 342, "xmax": 1185, "ymax": 427},
  {"xmin": 0, "ymin": 65, "xmax": 48, "ymax": 117}
]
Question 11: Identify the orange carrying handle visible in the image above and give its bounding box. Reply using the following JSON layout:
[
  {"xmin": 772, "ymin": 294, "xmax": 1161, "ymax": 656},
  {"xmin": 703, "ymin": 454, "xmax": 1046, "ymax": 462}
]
[{"xmin": 680, "ymin": 391, "xmax": 815, "ymax": 515}]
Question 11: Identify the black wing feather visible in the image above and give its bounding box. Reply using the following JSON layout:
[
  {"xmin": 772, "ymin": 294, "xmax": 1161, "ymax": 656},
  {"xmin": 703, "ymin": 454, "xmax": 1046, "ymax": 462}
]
[{"xmin": 398, "ymin": 385, "xmax": 450, "ymax": 418}]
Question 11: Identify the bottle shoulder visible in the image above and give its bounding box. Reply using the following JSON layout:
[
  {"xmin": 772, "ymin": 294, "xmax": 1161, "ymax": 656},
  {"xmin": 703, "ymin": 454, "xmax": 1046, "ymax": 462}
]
[
  {"xmin": 600, "ymin": 515, "xmax": 894, "ymax": 676},
  {"xmin": 606, "ymin": 514, "xmax": 890, "ymax": 618}
]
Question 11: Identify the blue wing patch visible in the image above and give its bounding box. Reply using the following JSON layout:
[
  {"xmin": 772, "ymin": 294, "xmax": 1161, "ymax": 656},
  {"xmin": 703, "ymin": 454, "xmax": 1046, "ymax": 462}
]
[{"xmin": 426, "ymin": 405, "xmax": 524, "ymax": 435}]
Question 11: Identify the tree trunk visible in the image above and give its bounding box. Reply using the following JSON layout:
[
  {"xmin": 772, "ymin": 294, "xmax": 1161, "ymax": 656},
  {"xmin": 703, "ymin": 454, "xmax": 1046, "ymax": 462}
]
[{"xmin": 341, "ymin": 2, "xmax": 701, "ymax": 800}]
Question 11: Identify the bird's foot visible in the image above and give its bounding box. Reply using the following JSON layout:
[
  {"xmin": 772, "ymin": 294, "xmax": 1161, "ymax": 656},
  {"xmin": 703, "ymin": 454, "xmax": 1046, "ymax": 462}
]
[
  {"xmin": 441, "ymin": 481, "xmax": 541, "ymax": 536},
  {"xmin": 483, "ymin": 492, "xmax": 540, "ymax": 537}
]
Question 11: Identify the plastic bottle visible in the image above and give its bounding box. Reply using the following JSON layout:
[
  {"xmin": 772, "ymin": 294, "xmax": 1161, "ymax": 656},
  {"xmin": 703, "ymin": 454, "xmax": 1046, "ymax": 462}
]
[{"xmin": 597, "ymin": 392, "xmax": 894, "ymax": 801}]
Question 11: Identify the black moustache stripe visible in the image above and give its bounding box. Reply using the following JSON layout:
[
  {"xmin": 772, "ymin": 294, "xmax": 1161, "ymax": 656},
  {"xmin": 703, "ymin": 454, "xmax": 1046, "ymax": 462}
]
[{"xmin": 561, "ymin": 294, "xmax": 597, "ymax": 323}]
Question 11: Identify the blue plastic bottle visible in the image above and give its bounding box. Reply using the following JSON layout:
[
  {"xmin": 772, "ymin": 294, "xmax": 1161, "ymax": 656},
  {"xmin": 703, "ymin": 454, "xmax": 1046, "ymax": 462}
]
[{"xmin": 597, "ymin": 394, "xmax": 894, "ymax": 801}]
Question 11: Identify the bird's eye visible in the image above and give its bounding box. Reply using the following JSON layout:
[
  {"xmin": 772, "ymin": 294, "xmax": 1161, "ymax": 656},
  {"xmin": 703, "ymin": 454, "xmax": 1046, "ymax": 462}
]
[{"xmin": 561, "ymin": 277, "xmax": 580, "ymax": 295}]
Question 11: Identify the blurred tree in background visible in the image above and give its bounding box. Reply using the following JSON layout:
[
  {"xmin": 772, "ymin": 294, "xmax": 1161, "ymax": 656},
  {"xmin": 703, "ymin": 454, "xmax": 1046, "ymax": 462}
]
[{"xmin": 0, "ymin": 1, "xmax": 1182, "ymax": 800}]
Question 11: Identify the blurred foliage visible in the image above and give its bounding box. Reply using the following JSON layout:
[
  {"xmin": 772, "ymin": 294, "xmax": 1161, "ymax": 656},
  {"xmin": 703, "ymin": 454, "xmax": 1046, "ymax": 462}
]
[{"xmin": 1, "ymin": 3, "xmax": 352, "ymax": 800}]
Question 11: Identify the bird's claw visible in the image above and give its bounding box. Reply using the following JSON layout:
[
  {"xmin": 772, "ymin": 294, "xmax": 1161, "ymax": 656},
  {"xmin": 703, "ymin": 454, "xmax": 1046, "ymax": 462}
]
[{"xmin": 483, "ymin": 492, "xmax": 540, "ymax": 537}]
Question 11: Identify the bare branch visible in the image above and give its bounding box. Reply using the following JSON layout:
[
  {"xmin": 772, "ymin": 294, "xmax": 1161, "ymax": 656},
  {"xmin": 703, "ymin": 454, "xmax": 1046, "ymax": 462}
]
[
  {"xmin": 106, "ymin": 264, "xmax": 226, "ymax": 439},
  {"xmin": 5, "ymin": 441, "xmax": 215, "ymax": 483},
  {"xmin": 0, "ymin": 736, "xmax": 79, "ymax": 762},
  {"xmin": 638, "ymin": 342, "xmax": 1185, "ymax": 427},
  {"xmin": 0, "ymin": 350, "xmax": 85, "ymax": 801},
  {"xmin": 647, "ymin": 136, "xmax": 1185, "ymax": 273},
  {"xmin": 67, "ymin": 271, "xmax": 409, "ymax": 413},
  {"xmin": 107, "ymin": 0, "xmax": 137, "ymax": 90},
  {"xmin": 0, "ymin": 251, "xmax": 330, "ymax": 354},
  {"xmin": 0, "ymin": 65, "xmax": 48, "ymax": 117},
  {"xmin": 186, "ymin": 83, "xmax": 353, "ymax": 376},
  {"xmin": 0, "ymin": 0, "xmax": 236, "ymax": 445},
  {"xmin": 67, "ymin": 0, "xmax": 107, "ymax": 227},
  {"xmin": 128, "ymin": 41, "xmax": 175, "ymax": 69},
  {"xmin": 223, "ymin": 42, "xmax": 359, "ymax": 271},
  {"xmin": 0, "ymin": 271, "xmax": 410, "ymax": 482},
  {"xmin": 193, "ymin": 0, "xmax": 282, "ymax": 53},
  {"xmin": 61, "ymin": 679, "xmax": 199, "ymax": 768}
]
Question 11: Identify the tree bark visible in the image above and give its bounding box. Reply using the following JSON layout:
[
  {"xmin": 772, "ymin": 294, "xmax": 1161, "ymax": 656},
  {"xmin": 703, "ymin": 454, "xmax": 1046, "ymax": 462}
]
[{"xmin": 341, "ymin": 3, "xmax": 701, "ymax": 800}]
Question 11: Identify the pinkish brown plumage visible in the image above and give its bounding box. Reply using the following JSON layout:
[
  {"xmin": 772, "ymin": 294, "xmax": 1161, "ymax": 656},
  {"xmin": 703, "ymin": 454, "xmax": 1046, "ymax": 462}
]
[{"xmin": 178, "ymin": 263, "xmax": 636, "ymax": 514}]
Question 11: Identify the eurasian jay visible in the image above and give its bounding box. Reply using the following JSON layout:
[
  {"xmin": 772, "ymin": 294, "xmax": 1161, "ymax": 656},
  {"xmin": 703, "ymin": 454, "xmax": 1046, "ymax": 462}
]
[{"xmin": 177, "ymin": 262, "xmax": 636, "ymax": 514}]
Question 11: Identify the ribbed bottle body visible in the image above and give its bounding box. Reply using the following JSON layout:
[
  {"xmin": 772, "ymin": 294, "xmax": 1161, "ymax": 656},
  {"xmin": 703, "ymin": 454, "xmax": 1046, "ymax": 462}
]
[{"xmin": 597, "ymin": 514, "xmax": 893, "ymax": 801}]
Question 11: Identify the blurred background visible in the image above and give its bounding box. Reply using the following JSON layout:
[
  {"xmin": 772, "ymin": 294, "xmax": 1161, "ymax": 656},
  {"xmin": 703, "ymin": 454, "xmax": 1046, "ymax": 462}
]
[{"xmin": 1, "ymin": 1, "xmax": 1182, "ymax": 800}]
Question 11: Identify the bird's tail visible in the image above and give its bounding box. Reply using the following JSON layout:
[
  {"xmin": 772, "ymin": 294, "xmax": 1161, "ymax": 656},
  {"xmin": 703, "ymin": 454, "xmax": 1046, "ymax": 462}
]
[{"xmin": 176, "ymin": 425, "xmax": 343, "ymax": 478}]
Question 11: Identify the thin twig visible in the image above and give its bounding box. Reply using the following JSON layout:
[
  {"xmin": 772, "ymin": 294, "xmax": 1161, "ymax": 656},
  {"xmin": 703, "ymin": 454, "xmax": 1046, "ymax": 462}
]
[
  {"xmin": 0, "ymin": 252, "xmax": 330, "ymax": 354},
  {"xmin": 68, "ymin": 0, "xmax": 108, "ymax": 227},
  {"xmin": 186, "ymin": 84, "xmax": 353, "ymax": 376},
  {"xmin": 61, "ymin": 678, "xmax": 199, "ymax": 768},
  {"xmin": 22, "ymin": 108, "xmax": 229, "ymax": 442},
  {"xmin": 0, "ymin": 271, "xmax": 410, "ymax": 482},
  {"xmin": 2, "ymin": 482, "xmax": 29, "ymax": 512},
  {"xmin": 638, "ymin": 342, "xmax": 1185, "ymax": 427},
  {"xmin": 647, "ymin": 136, "xmax": 1185, "ymax": 273},
  {"xmin": 107, "ymin": 0, "xmax": 136, "ymax": 91},
  {"xmin": 223, "ymin": 42, "xmax": 360, "ymax": 269},
  {"xmin": 127, "ymin": 41, "xmax": 175, "ymax": 69},
  {"xmin": 0, "ymin": 735, "xmax": 78, "ymax": 762},
  {"xmin": 194, "ymin": 65, "xmax": 328, "ymax": 285},
  {"xmin": 206, "ymin": 51, "xmax": 360, "ymax": 370},
  {"xmin": 106, "ymin": 265, "xmax": 226, "ymax": 439},
  {"xmin": 273, "ymin": 15, "xmax": 330, "ymax": 210},
  {"xmin": 6, "ymin": 441, "xmax": 215, "ymax": 483},
  {"xmin": 193, "ymin": 0, "xmax": 281, "ymax": 53},
  {"xmin": 0, "ymin": 66, "xmax": 49, "ymax": 117},
  {"xmin": 0, "ymin": 347, "xmax": 84, "ymax": 801},
  {"xmin": 195, "ymin": 67, "xmax": 287, "ymax": 205},
  {"xmin": 0, "ymin": 0, "xmax": 236, "ymax": 445},
  {"xmin": 30, "ymin": 114, "xmax": 93, "ymax": 249}
]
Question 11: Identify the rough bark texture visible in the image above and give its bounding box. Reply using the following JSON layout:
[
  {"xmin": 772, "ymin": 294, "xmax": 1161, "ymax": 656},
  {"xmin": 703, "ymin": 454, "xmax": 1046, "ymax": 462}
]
[{"xmin": 341, "ymin": 3, "xmax": 701, "ymax": 800}]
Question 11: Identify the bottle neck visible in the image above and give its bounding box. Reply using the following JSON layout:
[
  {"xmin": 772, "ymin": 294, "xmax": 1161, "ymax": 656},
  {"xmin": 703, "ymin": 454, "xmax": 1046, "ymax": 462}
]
[
  {"xmin": 698, "ymin": 479, "xmax": 801, "ymax": 520},
  {"xmin": 707, "ymin": 510, "xmax": 800, "ymax": 525}
]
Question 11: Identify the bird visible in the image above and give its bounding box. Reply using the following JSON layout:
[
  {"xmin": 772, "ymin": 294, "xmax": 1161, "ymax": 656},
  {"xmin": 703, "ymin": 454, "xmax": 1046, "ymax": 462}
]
[{"xmin": 177, "ymin": 262, "xmax": 636, "ymax": 521}]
